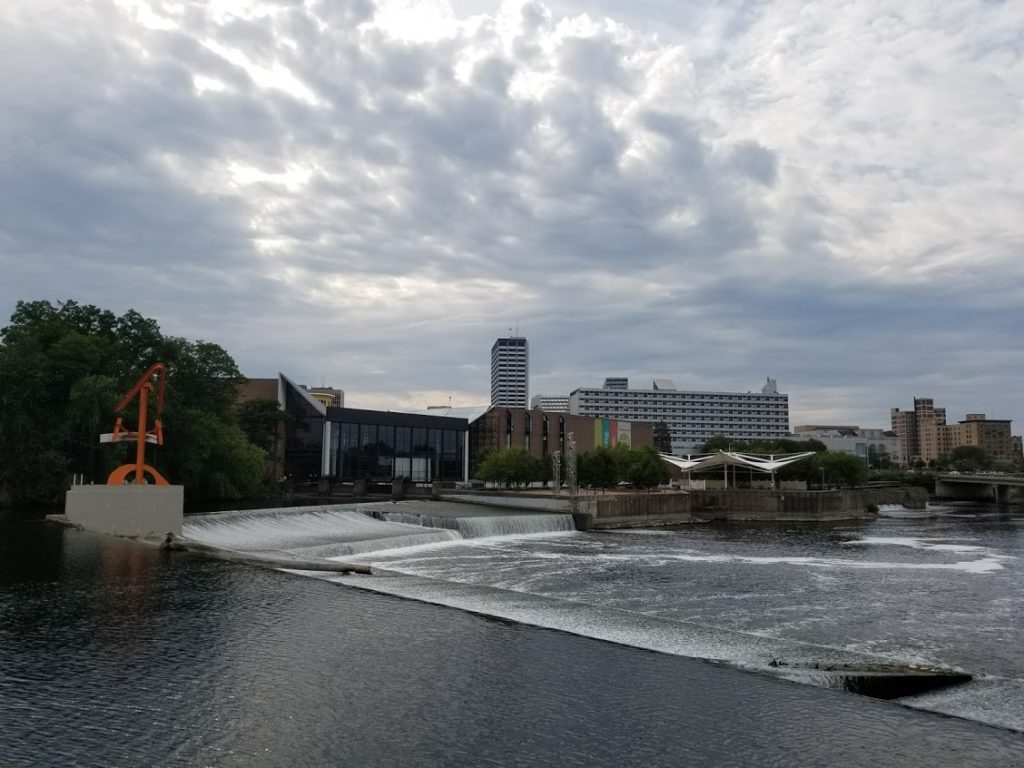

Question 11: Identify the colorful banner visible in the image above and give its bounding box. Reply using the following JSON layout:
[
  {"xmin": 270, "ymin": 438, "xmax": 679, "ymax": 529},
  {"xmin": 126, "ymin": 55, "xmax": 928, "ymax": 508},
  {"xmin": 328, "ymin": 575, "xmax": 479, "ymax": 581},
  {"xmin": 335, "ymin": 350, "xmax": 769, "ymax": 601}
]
[
  {"xmin": 617, "ymin": 421, "xmax": 631, "ymax": 447},
  {"xmin": 594, "ymin": 419, "xmax": 632, "ymax": 447}
]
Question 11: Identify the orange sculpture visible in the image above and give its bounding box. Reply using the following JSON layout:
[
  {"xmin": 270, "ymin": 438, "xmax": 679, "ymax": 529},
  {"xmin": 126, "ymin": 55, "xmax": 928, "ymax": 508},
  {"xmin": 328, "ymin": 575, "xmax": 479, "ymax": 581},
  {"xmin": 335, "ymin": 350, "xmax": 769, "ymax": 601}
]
[{"xmin": 102, "ymin": 362, "xmax": 170, "ymax": 486}]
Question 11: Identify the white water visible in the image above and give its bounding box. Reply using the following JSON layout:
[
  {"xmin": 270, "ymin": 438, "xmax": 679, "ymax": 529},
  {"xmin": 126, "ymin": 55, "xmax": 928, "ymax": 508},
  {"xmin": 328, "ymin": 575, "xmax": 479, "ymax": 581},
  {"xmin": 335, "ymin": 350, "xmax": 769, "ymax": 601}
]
[
  {"xmin": 183, "ymin": 503, "xmax": 576, "ymax": 559},
  {"xmin": 186, "ymin": 500, "xmax": 1024, "ymax": 731}
]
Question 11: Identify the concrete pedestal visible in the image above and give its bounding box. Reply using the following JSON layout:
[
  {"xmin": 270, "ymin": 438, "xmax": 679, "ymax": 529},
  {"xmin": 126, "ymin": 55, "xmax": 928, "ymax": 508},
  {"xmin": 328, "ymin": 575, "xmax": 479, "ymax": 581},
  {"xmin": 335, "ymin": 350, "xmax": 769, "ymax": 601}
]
[{"xmin": 65, "ymin": 485, "xmax": 184, "ymax": 538}]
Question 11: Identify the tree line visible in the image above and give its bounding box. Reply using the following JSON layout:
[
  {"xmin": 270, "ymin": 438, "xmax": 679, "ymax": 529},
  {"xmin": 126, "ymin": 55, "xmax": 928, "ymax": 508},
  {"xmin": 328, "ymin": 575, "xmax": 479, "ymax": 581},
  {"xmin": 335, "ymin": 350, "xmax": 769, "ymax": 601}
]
[
  {"xmin": 0, "ymin": 300, "xmax": 279, "ymax": 506},
  {"xmin": 476, "ymin": 444, "xmax": 670, "ymax": 492}
]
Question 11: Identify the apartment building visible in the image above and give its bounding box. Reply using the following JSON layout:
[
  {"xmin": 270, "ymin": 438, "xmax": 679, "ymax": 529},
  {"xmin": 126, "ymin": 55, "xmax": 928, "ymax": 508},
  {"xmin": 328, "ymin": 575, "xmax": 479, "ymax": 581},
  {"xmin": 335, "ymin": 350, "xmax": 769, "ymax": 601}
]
[
  {"xmin": 891, "ymin": 397, "xmax": 1014, "ymax": 464},
  {"xmin": 568, "ymin": 377, "xmax": 790, "ymax": 454}
]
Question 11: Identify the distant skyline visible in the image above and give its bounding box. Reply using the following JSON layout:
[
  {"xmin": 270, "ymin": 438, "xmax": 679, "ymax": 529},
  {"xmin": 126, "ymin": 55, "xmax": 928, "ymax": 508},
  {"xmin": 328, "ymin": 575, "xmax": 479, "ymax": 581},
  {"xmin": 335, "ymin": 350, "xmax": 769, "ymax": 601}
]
[{"xmin": 2, "ymin": 0, "xmax": 1022, "ymax": 433}]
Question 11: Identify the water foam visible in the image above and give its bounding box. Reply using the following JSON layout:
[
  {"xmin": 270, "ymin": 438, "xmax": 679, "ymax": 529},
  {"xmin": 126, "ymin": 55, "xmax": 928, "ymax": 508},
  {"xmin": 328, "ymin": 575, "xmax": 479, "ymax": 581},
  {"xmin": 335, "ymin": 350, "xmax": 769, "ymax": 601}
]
[
  {"xmin": 182, "ymin": 505, "xmax": 458, "ymax": 557},
  {"xmin": 183, "ymin": 503, "xmax": 577, "ymax": 560}
]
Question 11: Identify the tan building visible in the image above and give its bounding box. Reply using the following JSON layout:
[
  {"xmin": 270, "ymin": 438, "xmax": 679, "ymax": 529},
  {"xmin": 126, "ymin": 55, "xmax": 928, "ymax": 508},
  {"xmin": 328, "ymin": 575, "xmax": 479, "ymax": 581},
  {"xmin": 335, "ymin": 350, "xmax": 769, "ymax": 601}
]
[
  {"xmin": 949, "ymin": 414, "xmax": 1013, "ymax": 458},
  {"xmin": 891, "ymin": 398, "xmax": 1013, "ymax": 465},
  {"xmin": 891, "ymin": 397, "xmax": 947, "ymax": 465}
]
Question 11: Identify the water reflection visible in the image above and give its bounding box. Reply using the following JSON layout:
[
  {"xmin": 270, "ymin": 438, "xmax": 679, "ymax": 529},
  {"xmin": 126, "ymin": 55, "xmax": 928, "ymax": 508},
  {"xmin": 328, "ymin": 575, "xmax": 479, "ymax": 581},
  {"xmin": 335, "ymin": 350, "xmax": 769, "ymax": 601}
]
[{"xmin": 2, "ymin": 506, "xmax": 1024, "ymax": 767}]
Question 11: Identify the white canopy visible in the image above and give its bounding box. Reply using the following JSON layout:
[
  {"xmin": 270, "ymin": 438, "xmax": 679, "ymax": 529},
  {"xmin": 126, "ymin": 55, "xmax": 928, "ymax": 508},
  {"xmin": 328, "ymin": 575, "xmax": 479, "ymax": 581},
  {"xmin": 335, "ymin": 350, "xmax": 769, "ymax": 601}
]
[{"xmin": 659, "ymin": 450, "xmax": 816, "ymax": 479}]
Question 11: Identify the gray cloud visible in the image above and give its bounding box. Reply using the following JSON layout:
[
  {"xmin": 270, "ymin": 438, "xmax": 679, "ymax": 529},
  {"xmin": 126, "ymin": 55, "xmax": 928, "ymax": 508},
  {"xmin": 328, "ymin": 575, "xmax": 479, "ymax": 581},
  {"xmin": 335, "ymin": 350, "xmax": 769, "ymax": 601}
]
[{"xmin": 1, "ymin": 0, "xmax": 1022, "ymax": 433}]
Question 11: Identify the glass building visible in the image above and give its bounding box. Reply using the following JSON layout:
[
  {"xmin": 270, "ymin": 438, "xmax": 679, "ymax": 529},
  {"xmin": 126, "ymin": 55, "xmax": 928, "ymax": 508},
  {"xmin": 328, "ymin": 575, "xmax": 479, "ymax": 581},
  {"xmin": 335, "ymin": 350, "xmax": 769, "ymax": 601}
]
[
  {"xmin": 280, "ymin": 374, "xmax": 468, "ymax": 484},
  {"xmin": 330, "ymin": 409, "xmax": 467, "ymax": 483}
]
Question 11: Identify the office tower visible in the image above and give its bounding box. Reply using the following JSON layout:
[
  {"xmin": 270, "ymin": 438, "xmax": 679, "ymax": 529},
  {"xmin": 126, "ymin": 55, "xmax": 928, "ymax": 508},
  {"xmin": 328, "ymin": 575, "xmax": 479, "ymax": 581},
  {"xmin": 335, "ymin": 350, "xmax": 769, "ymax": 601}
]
[{"xmin": 490, "ymin": 336, "xmax": 528, "ymax": 408}]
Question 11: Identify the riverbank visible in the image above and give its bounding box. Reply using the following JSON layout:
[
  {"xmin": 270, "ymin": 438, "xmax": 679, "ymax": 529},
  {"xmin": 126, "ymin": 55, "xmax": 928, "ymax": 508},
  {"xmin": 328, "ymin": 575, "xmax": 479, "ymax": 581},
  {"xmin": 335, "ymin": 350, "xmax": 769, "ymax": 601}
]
[{"xmin": 440, "ymin": 486, "xmax": 929, "ymax": 529}]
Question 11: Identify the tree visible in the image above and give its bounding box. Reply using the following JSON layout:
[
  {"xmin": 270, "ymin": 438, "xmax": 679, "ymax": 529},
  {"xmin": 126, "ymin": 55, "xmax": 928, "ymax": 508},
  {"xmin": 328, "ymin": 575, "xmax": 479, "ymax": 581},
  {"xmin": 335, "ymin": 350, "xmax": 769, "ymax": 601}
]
[
  {"xmin": 476, "ymin": 447, "xmax": 543, "ymax": 490},
  {"xmin": 238, "ymin": 398, "xmax": 288, "ymax": 478},
  {"xmin": 700, "ymin": 435, "xmax": 733, "ymax": 453},
  {"xmin": 945, "ymin": 445, "xmax": 992, "ymax": 473},
  {"xmin": 0, "ymin": 300, "xmax": 269, "ymax": 505},
  {"xmin": 617, "ymin": 445, "xmax": 670, "ymax": 490},
  {"xmin": 817, "ymin": 451, "xmax": 868, "ymax": 488},
  {"xmin": 579, "ymin": 446, "xmax": 618, "ymax": 491},
  {"xmin": 652, "ymin": 422, "xmax": 673, "ymax": 454}
]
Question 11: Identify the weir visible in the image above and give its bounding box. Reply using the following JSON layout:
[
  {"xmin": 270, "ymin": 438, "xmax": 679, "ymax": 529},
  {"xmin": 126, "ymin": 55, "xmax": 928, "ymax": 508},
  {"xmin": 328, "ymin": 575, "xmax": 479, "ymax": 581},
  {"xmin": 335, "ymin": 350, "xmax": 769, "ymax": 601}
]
[
  {"xmin": 179, "ymin": 500, "xmax": 975, "ymax": 704},
  {"xmin": 181, "ymin": 502, "xmax": 577, "ymax": 561}
]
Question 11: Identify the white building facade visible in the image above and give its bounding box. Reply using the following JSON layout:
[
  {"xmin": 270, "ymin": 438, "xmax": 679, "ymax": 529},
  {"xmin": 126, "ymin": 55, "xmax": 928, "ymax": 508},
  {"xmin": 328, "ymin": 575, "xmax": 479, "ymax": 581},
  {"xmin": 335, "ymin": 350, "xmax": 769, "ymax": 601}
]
[
  {"xmin": 490, "ymin": 336, "xmax": 529, "ymax": 408},
  {"xmin": 791, "ymin": 427, "xmax": 902, "ymax": 466},
  {"xmin": 568, "ymin": 377, "xmax": 790, "ymax": 454},
  {"xmin": 530, "ymin": 394, "xmax": 569, "ymax": 412}
]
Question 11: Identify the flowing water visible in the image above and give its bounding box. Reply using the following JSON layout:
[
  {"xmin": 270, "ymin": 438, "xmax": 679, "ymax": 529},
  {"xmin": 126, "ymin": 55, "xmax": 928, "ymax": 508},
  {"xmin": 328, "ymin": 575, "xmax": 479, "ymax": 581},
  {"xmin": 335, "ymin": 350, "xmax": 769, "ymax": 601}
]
[
  {"xmin": 3, "ymin": 500, "xmax": 1024, "ymax": 766},
  {"xmin": 181, "ymin": 499, "xmax": 1024, "ymax": 732}
]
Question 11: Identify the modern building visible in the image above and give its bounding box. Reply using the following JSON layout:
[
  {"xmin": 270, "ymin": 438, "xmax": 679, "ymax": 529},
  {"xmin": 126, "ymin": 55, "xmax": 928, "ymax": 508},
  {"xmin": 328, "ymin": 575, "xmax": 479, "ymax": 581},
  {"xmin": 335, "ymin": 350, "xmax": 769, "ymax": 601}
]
[
  {"xmin": 568, "ymin": 377, "xmax": 790, "ymax": 454},
  {"xmin": 490, "ymin": 336, "xmax": 529, "ymax": 408},
  {"xmin": 278, "ymin": 374, "xmax": 469, "ymax": 485},
  {"xmin": 275, "ymin": 373, "xmax": 655, "ymax": 487},
  {"xmin": 891, "ymin": 398, "xmax": 1014, "ymax": 465},
  {"xmin": 1013, "ymin": 435, "xmax": 1023, "ymax": 459},
  {"xmin": 530, "ymin": 394, "xmax": 569, "ymax": 412},
  {"xmin": 790, "ymin": 426, "xmax": 902, "ymax": 466}
]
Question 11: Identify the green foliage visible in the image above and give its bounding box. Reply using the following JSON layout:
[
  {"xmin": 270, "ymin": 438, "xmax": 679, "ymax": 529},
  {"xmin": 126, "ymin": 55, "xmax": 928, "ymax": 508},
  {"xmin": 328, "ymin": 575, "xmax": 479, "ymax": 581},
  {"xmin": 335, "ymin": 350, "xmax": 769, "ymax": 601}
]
[
  {"xmin": 814, "ymin": 451, "xmax": 868, "ymax": 488},
  {"xmin": 936, "ymin": 445, "xmax": 992, "ymax": 473},
  {"xmin": 615, "ymin": 444, "xmax": 670, "ymax": 490},
  {"xmin": 700, "ymin": 435, "xmax": 732, "ymax": 453},
  {"xmin": 476, "ymin": 447, "xmax": 544, "ymax": 490},
  {"xmin": 579, "ymin": 446, "xmax": 618, "ymax": 490},
  {"xmin": 0, "ymin": 299, "xmax": 269, "ymax": 505},
  {"xmin": 652, "ymin": 421, "xmax": 673, "ymax": 454},
  {"xmin": 237, "ymin": 398, "xmax": 288, "ymax": 481},
  {"xmin": 579, "ymin": 444, "xmax": 670, "ymax": 491}
]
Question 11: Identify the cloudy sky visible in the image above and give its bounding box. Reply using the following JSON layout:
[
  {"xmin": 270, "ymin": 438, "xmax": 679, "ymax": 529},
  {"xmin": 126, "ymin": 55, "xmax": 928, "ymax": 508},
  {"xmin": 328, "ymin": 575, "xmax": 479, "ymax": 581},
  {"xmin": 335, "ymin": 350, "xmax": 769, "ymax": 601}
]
[{"xmin": 2, "ymin": 0, "xmax": 1022, "ymax": 431}]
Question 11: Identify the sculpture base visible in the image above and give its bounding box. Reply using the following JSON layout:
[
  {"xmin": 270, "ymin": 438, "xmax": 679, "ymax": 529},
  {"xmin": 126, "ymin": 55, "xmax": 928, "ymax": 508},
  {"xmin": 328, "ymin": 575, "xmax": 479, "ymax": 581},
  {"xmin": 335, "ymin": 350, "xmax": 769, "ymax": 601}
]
[{"xmin": 65, "ymin": 484, "xmax": 184, "ymax": 538}]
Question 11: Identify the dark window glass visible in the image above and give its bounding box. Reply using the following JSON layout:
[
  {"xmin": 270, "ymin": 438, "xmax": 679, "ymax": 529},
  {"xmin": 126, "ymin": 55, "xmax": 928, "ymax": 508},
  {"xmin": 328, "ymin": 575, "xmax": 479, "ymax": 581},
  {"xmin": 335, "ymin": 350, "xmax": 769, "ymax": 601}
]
[
  {"xmin": 395, "ymin": 427, "xmax": 411, "ymax": 457},
  {"xmin": 283, "ymin": 382, "xmax": 324, "ymax": 483}
]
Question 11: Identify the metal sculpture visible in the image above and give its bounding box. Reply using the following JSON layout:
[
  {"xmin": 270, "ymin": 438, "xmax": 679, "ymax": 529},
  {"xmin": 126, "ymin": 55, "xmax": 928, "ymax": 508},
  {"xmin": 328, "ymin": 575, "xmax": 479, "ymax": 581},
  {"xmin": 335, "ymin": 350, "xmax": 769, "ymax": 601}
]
[
  {"xmin": 565, "ymin": 431, "xmax": 577, "ymax": 496},
  {"xmin": 101, "ymin": 362, "xmax": 169, "ymax": 486},
  {"xmin": 551, "ymin": 450, "xmax": 561, "ymax": 496}
]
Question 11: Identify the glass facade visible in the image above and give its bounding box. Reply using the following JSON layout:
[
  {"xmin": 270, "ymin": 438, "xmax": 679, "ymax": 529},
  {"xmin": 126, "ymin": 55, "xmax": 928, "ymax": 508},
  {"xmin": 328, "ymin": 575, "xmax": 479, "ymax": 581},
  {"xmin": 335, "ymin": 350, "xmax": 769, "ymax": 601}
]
[
  {"xmin": 330, "ymin": 420, "xmax": 465, "ymax": 482},
  {"xmin": 283, "ymin": 380, "xmax": 325, "ymax": 483},
  {"xmin": 283, "ymin": 377, "xmax": 468, "ymax": 485}
]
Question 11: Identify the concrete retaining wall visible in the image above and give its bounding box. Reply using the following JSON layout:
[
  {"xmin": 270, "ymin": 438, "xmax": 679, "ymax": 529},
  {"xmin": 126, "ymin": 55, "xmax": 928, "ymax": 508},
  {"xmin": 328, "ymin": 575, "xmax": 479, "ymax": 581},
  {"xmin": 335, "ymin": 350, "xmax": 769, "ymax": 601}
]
[
  {"xmin": 862, "ymin": 486, "xmax": 929, "ymax": 509},
  {"xmin": 689, "ymin": 489, "xmax": 874, "ymax": 522},
  {"xmin": 65, "ymin": 485, "xmax": 184, "ymax": 537},
  {"xmin": 442, "ymin": 486, "xmax": 928, "ymax": 528},
  {"xmin": 441, "ymin": 493, "xmax": 573, "ymax": 512},
  {"xmin": 575, "ymin": 493, "xmax": 692, "ymax": 530}
]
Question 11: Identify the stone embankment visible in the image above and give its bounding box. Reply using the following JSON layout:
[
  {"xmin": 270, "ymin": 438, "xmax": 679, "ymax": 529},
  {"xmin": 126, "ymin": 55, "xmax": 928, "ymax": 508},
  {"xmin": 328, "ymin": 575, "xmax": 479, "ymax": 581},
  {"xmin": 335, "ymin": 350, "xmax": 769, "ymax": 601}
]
[{"xmin": 447, "ymin": 486, "xmax": 928, "ymax": 530}]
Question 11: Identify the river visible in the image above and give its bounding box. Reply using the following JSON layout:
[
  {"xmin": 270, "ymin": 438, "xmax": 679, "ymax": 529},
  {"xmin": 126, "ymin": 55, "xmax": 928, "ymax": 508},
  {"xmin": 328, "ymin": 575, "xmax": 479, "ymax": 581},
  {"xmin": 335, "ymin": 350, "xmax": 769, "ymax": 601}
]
[{"xmin": 2, "ymin": 501, "xmax": 1023, "ymax": 766}]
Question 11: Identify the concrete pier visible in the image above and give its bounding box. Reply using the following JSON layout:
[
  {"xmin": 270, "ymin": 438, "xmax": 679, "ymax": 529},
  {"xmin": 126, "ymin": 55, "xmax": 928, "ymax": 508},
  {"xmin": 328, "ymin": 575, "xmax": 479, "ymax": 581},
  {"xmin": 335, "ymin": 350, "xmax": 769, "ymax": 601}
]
[{"xmin": 64, "ymin": 484, "xmax": 184, "ymax": 537}]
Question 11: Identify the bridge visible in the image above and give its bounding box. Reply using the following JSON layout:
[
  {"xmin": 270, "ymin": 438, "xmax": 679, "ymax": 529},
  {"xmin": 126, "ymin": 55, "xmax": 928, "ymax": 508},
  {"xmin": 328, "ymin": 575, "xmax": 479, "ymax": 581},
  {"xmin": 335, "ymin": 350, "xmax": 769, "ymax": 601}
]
[{"xmin": 934, "ymin": 473, "xmax": 1024, "ymax": 504}]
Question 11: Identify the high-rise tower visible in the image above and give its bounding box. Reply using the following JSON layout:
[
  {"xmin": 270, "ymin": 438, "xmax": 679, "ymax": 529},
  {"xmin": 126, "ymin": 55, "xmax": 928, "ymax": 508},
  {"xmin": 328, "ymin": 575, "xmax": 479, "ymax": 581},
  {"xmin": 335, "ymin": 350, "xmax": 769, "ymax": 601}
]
[{"xmin": 490, "ymin": 336, "xmax": 528, "ymax": 408}]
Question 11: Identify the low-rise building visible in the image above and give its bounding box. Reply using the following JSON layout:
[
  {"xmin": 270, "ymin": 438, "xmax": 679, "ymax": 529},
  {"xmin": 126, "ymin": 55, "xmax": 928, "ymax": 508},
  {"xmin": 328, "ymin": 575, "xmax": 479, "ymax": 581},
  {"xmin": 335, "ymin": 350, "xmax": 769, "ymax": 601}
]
[{"xmin": 790, "ymin": 426, "xmax": 901, "ymax": 466}]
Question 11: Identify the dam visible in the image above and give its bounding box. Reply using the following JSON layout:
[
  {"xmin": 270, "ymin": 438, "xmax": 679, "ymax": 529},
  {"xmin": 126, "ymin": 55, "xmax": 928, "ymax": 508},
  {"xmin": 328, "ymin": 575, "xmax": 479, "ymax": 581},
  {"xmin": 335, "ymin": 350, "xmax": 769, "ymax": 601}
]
[{"xmin": 175, "ymin": 499, "xmax": 989, "ymax": 706}]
